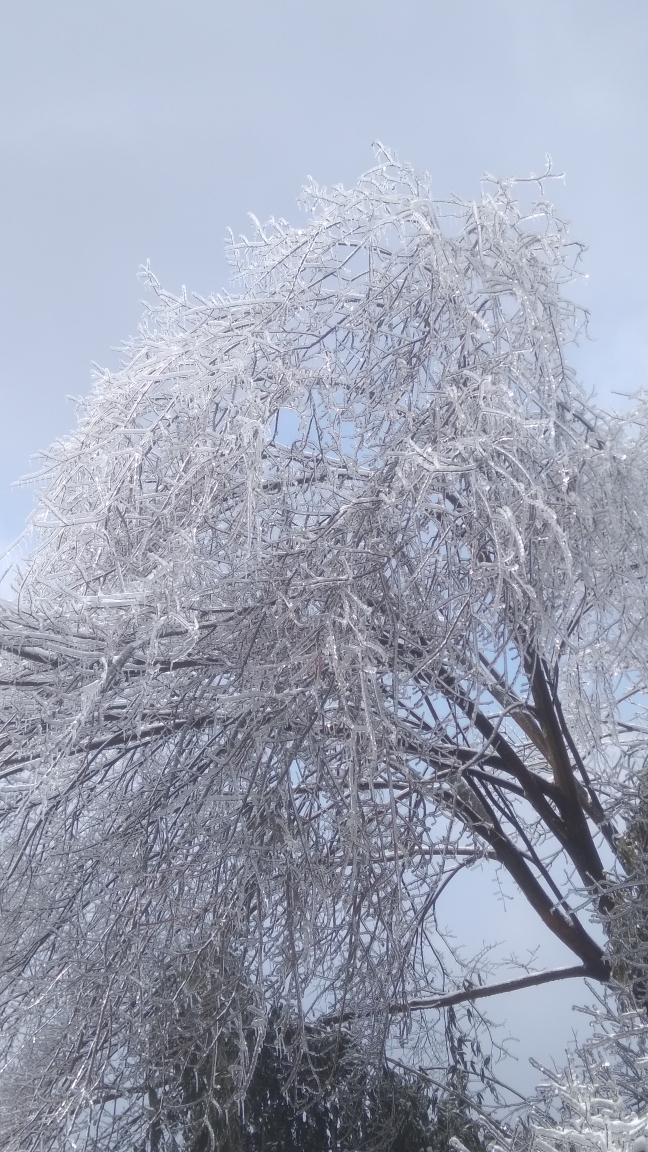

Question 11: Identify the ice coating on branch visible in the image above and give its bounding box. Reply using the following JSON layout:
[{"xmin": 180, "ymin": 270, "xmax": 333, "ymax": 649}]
[
  {"xmin": 517, "ymin": 1063, "xmax": 648, "ymax": 1152},
  {"xmin": 1, "ymin": 150, "xmax": 648, "ymax": 1148},
  {"xmin": 531, "ymin": 1080, "xmax": 648, "ymax": 1152},
  {"xmin": 486, "ymin": 1006, "xmax": 648, "ymax": 1152},
  {"xmin": 16, "ymin": 152, "xmax": 648, "ymax": 728}
]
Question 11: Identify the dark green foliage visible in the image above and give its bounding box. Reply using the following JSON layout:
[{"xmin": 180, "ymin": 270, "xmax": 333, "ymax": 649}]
[
  {"xmin": 423, "ymin": 1072, "xmax": 489, "ymax": 1152},
  {"xmin": 604, "ymin": 783, "xmax": 648, "ymax": 1008},
  {"xmin": 171, "ymin": 1012, "xmax": 489, "ymax": 1152}
]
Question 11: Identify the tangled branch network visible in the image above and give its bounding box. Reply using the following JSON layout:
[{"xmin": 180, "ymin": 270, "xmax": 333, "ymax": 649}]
[{"xmin": 2, "ymin": 148, "xmax": 648, "ymax": 1148}]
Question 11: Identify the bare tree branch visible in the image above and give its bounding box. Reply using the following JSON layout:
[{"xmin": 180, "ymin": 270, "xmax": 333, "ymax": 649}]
[{"xmin": 319, "ymin": 965, "xmax": 593, "ymax": 1024}]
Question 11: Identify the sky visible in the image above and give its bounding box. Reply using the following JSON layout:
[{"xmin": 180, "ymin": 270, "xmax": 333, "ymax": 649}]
[{"xmin": 0, "ymin": 0, "xmax": 646, "ymax": 1097}]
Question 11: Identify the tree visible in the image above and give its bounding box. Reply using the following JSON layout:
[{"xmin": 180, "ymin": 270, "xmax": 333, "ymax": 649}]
[
  {"xmin": 495, "ymin": 996, "xmax": 648, "ymax": 1152},
  {"xmin": 166, "ymin": 1008, "xmax": 488, "ymax": 1152},
  {"xmin": 1, "ymin": 147, "xmax": 648, "ymax": 1148}
]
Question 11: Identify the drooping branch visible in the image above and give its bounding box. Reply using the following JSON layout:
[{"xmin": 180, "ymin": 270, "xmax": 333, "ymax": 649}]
[{"xmin": 1, "ymin": 152, "xmax": 646, "ymax": 1149}]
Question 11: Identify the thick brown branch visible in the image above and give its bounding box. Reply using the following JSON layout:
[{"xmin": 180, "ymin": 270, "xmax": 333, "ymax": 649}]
[
  {"xmin": 529, "ymin": 656, "xmax": 607, "ymax": 890},
  {"xmin": 552, "ymin": 688, "xmax": 619, "ymax": 853},
  {"xmin": 451, "ymin": 788, "xmax": 609, "ymax": 979},
  {"xmin": 433, "ymin": 665, "xmax": 572, "ymax": 846},
  {"xmin": 319, "ymin": 965, "xmax": 593, "ymax": 1025},
  {"xmin": 478, "ymin": 651, "xmax": 550, "ymax": 759},
  {"xmin": 396, "ymin": 965, "xmax": 594, "ymax": 1013}
]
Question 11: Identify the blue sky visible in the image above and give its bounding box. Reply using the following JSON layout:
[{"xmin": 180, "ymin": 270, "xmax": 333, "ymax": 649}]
[{"xmin": 0, "ymin": 0, "xmax": 645, "ymax": 1094}]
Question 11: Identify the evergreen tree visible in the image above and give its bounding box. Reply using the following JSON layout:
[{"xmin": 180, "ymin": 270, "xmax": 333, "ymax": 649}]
[{"xmin": 170, "ymin": 1012, "xmax": 488, "ymax": 1152}]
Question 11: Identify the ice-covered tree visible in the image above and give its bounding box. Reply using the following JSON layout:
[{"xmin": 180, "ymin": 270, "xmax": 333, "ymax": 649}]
[
  {"xmin": 497, "ymin": 1068, "xmax": 648, "ymax": 1152},
  {"xmin": 533, "ymin": 1085, "xmax": 648, "ymax": 1152},
  {"xmin": 1, "ymin": 148, "xmax": 648, "ymax": 1148},
  {"xmin": 496, "ymin": 1000, "xmax": 648, "ymax": 1152}
]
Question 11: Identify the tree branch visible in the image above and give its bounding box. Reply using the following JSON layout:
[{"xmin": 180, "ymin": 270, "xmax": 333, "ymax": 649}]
[
  {"xmin": 319, "ymin": 965, "xmax": 593, "ymax": 1024},
  {"xmin": 529, "ymin": 655, "xmax": 607, "ymax": 890},
  {"xmin": 450, "ymin": 786, "xmax": 609, "ymax": 978}
]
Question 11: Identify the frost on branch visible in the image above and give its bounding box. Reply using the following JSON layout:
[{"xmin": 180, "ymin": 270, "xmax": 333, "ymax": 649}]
[
  {"xmin": 522, "ymin": 1044, "xmax": 648, "ymax": 1152},
  {"xmin": 514, "ymin": 1073, "xmax": 648, "ymax": 1152},
  {"xmin": 491, "ymin": 998, "xmax": 648, "ymax": 1152},
  {"xmin": 2, "ymin": 149, "xmax": 648, "ymax": 1148}
]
